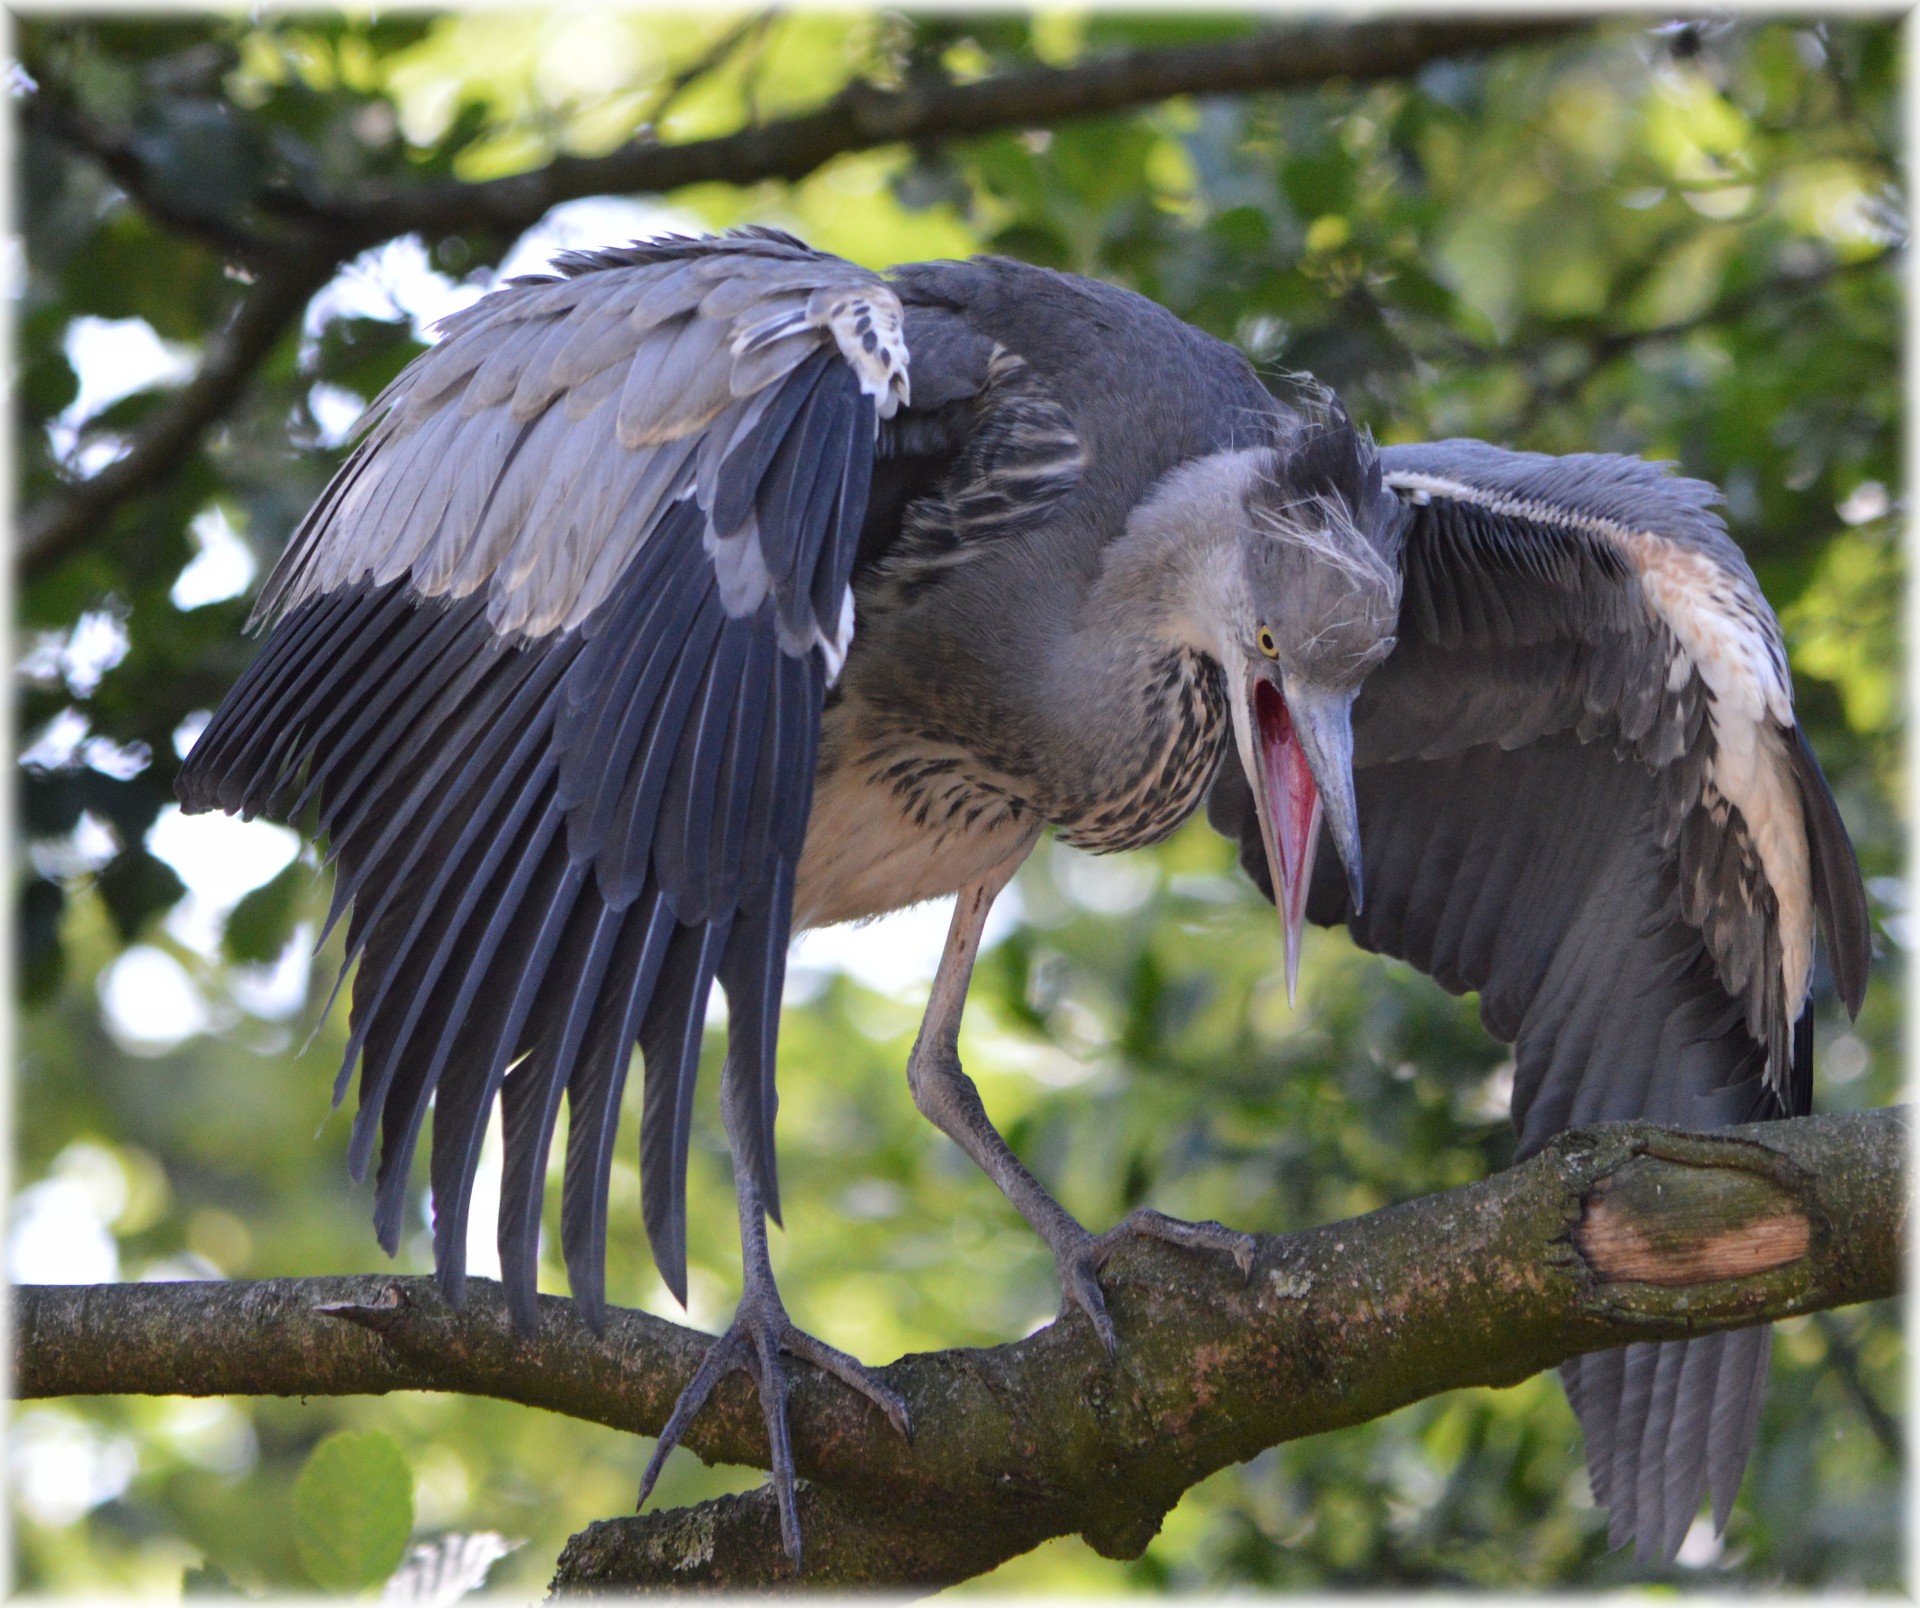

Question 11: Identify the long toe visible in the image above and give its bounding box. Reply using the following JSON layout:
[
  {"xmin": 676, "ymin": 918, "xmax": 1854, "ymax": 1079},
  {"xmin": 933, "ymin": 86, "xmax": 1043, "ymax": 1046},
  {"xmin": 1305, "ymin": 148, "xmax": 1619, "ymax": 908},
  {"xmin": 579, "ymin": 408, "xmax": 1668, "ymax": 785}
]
[
  {"xmin": 780, "ymin": 1325, "xmax": 914, "ymax": 1444},
  {"xmin": 634, "ymin": 1298, "xmax": 911, "ymax": 1573},
  {"xmin": 737, "ymin": 1308, "xmax": 805, "ymax": 1569},
  {"xmin": 636, "ymin": 1325, "xmax": 750, "ymax": 1514},
  {"xmin": 1103, "ymin": 1207, "xmax": 1258, "ymax": 1280},
  {"xmin": 1057, "ymin": 1209, "xmax": 1259, "ymax": 1357}
]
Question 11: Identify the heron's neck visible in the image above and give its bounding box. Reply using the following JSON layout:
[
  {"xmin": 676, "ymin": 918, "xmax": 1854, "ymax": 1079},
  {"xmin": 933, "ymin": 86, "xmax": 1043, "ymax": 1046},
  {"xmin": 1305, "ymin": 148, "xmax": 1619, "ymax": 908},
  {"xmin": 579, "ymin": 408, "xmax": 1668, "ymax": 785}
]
[
  {"xmin": 1058, "ymin": 451, "xmax": 1255, "ymax": 689},
  {"xmin": 997, "ymin": 454, "xmax": 1254, "ymax": 828}
]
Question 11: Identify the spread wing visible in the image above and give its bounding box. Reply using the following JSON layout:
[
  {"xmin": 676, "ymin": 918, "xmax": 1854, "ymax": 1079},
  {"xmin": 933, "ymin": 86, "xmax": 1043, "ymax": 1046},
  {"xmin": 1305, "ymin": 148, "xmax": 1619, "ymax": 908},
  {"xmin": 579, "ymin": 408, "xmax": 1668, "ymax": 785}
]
[
  {"xmin": 1207, "ymin": 439, "xmax": 1869, "ymax": 1559},
  {"xmin": 177, "ymin": 229, "xmax": 924, "ymax": 1327}
]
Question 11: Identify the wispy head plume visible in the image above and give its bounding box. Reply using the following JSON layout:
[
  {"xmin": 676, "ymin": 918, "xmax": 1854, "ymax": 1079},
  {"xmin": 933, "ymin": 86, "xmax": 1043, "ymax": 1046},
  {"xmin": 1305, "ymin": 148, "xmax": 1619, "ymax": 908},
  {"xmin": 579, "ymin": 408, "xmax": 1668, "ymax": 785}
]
[{"xmin": 1246, "ymin": 398, "xmax": 1398, "ymax": 594}]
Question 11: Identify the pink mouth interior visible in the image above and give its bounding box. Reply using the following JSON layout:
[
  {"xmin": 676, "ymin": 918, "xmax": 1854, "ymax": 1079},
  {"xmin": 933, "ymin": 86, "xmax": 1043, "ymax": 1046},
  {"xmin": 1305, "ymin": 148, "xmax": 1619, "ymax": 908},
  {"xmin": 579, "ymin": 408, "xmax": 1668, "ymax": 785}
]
[
  {"xmin": 1255, "ymin": 680, "xmax": 1319, "ymax": 896},
  {"xmin": 1256, "ymin": 678, "xmax": 1325, "ymax": 1003}
]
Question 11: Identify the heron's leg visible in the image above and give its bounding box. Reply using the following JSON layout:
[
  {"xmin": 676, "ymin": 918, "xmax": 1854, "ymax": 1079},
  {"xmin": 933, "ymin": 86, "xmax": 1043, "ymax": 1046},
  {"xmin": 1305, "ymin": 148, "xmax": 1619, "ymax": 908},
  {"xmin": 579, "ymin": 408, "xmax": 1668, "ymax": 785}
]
[
  {"xmin": 907, "ymin": 843, "xmax": 1255, "ymax": 1354},
  {"xmin": 637, "ymin": 1067, "xmax": 910, "ymax": 1571}
]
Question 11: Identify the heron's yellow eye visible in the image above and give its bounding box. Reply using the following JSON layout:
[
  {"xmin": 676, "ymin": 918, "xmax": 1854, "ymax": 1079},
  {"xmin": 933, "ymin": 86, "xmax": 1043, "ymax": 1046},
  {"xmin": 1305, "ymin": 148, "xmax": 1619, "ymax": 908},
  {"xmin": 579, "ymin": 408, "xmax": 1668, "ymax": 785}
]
[{"xmin": 1257, "ymin": 626, "xmax": 1279, "ymax": 659}]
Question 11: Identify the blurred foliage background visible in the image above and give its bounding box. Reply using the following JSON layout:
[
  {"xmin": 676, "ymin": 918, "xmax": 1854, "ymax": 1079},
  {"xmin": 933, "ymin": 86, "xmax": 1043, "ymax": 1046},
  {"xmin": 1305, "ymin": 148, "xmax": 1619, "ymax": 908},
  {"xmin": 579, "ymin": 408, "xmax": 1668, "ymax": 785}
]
[{"xmin": 12, "ymin": 9, "xmax": 1903, "ymax": 1596}]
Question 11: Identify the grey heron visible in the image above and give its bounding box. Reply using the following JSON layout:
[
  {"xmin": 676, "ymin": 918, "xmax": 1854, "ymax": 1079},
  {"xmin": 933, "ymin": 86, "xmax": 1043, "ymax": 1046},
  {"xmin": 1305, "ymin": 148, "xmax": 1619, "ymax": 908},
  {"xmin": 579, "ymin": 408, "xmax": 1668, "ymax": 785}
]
[{"xmin": 177, "ymin": 229, "xmax": 1870, "ymax": 1570}]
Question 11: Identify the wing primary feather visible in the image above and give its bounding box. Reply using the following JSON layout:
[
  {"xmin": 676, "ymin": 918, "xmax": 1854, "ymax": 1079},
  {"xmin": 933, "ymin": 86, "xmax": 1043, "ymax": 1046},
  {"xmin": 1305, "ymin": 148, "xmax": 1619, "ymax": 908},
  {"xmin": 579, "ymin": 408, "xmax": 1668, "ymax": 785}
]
[
  {"xmin": 341, "ymin": 672, "xmax": 569, "ymax": 1190},
  {"xmin": 554, "ymin": 515, "xmax": 714, "ymax": 854},
  {"xmin": 1655, "ymin": 1338, "xmax": 1724, "ymax": 1560},
  {"xmin": 551, "ymin": 501, "xmax": 699, "ymax": 764},
  {"xmin": 313, "ymin": 647, "xmax": 528, "ymax": 961},
  {"xmin": 1789, "ymin": 1004, "xmax": 1814, "ymax": 1117},
  {"xmin": 774, "ymin": 383, "xmax": 861, "ymax": 646},
  {"xmin": 653, "ymin": 619, "xmax": 755, "ymax": 922},
  {"xmin": 771, "ymin": 654, "xmax": 827, "ymax": 864},
  {"xmin": 813, "ymin": 419, "xmax": 875, "ymax": 631},
  {"xmin": 1789, "ymin": 724, "xmax": 1872, "ymax": 1015},
  {"xmin": 175, "ymin": 585, "xmax": 354, "ymax": 799},
  {"xmin": 1631, "ymin": 1338, "xmax": 1689, "ymax": 1559},
  {"xmin": 290, "ymin": 599, "xmax": 510, "ymax": 831},
  {"xmin": 1604, "ymin": 1342, "xmax": 1656, "ymax": 1548},
  {"xmin": 309, "ymin": 610, "xmax": 530, "ymax": 854},
  {"xmin": 186, "ymin": 586, "xmax": 406, "ymax": 814},
  {"xmin": 710, "ymin": 351, "xmax": 835, "ymax": 536},
  {"xmin": 637, "ymin": 917, "xmax": 734, "ymax": 1305},
  {"xmin": 698, "ymin": 625, "xmax": 777, "ymax": 917},
  {"xmin": 717, "ymin": 855, "xmax": 794, "ymax": 1225},
  {"xmin": 362, "ymin": 736, "xmax": 558, "ymax": 1247},
  {"xmin": 497, "ymin": 899, "xmax": 627, "ymax": 1329},
  {"xmin": 320, "ymin": 631, "xmax": 574, "ymax": 959},
  {"xmin": 427, "ymin": 832, "xmax": 585, "ymax": 1305},
  {"xmin": 731, "ymin": 649, "xmax": 791, "ymax": 903},
  {"xmin": 1707, "ymin": 1327, "xmax": 1771, "ymax": 1532},
  {"xmin": 555, "ymin": 595, "xmax": 690, "ymax": 830},
  {"xmin": 1564, "ymin": 1350, "xmax": 1622, "ymax": 1511},
  {"xmin": 561, "ymin": 891, "xmax": 679, "ymax": 1329},
  {"xmin": 592, "ymin": 586, "xmax": 725, "ymax": 907},
  {"xmin": 752, "ymin": 369, "xmax": 844, "ymax": 590}
]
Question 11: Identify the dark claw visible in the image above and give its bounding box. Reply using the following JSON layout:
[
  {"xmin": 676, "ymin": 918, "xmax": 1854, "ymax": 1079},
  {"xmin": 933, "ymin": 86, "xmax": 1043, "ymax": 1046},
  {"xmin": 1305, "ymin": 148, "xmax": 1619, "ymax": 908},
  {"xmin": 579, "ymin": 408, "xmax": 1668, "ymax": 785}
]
[{"xmin": 1057, "ymin": 1243, "xmax": 1120, "ymax": 1356}]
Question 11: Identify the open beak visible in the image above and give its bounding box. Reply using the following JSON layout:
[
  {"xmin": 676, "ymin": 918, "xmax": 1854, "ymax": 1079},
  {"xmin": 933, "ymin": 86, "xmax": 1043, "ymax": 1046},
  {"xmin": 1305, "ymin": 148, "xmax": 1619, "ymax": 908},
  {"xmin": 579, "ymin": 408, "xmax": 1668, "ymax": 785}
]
[{"xmin": 1229, "ymin": 671, "xmax": 1364, "ymax": 1006}]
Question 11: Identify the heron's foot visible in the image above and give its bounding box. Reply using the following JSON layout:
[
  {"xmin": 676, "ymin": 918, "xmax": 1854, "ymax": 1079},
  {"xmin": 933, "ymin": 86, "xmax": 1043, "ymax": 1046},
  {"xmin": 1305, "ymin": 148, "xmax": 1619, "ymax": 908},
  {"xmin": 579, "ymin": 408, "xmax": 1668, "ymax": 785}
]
[
  {"xmin": 1056, "ymin": 1208, "xmax": 1258, "ymax": 1356},
  {"xmin": 636, "ymin": 1282, "xmax": 912, "ymax": 1570}
]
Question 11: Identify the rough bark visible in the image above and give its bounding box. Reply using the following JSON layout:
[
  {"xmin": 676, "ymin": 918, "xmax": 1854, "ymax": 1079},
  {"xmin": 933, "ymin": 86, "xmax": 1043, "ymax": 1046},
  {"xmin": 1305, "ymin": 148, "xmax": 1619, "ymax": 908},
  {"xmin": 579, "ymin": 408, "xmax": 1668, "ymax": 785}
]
[
  {"xmin": 15, "ymin": 1108, "xmax": 1905, "ymax": 1593},
  {"xmin": 18, "ymin": 14, "xmax": 1577, "ymax": 582}
]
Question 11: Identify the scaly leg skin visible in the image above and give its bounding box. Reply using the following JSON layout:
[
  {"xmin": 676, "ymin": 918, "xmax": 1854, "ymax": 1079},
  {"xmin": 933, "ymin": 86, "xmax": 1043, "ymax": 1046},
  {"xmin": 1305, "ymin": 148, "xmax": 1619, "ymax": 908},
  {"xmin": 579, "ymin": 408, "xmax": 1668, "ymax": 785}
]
[
  {"xmin": 906, "ymin": 840, "xmax": 1256, "ymax": 1354},
  {"xmin": 636, "ymin": 1114, "xmax": 910, "ymax": 1570}
]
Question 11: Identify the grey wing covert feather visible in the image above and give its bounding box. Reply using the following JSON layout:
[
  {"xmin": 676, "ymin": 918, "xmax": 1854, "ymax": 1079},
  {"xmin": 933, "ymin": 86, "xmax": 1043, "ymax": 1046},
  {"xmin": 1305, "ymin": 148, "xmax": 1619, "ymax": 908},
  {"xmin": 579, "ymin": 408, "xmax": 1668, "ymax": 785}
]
[
  {"xmin": 1208, "ymin": 439, "xmax": 1870, "ymax": 1560},
  {"xmin": 177, "ymin": 229, "xmax": 912, "ymax": 1326}
]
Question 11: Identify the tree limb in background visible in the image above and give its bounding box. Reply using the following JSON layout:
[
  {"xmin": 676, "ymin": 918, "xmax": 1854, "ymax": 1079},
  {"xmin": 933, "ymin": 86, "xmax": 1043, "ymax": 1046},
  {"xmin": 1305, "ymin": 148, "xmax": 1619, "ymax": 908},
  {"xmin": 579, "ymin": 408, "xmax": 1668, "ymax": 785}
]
[
  {"xmin": 18, "ymin": 15, "xmax": 1577, "ymax": 585},
  {"xmin": 639, "ymin": 9, "xmax": 778, "ymax": 134},
  {"xmin": 292, "ymin": 17, "xmax": 1576, "ymax": 241},
  {"xmin": 20, "ymin": 88, "xmax": 275, "ymax": 262},
  {"xmin": 17, "ymin": 254, "xmax": 337, "ymax": 581},
  {"xmin": 16, "ymin": 1109, "xmax": 1905, "ymax": 1593}
]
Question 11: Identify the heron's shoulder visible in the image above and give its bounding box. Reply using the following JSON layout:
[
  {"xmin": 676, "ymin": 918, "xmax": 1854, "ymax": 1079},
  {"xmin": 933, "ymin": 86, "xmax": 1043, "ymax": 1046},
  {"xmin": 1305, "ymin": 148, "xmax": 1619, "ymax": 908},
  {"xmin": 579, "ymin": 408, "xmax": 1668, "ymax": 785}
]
[
  {"xmin": 1378, "ymin": 440, "xmax": 1736, "ymax": 562},
  {"xmin": 888, "ymin": 257, "xmax": 1259, "ymax": 399},
  {"xmin": 1378, "ymin": 437, "xmax": 1788, "ymax": 714}
]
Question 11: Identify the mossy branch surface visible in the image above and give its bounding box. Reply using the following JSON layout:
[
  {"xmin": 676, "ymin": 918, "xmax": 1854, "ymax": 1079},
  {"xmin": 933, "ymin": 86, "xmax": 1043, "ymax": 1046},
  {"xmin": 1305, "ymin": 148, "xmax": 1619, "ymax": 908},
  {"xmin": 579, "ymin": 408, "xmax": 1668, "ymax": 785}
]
[{"xmin": 17, "ymin": 1109, "xmax": 1903, "ymax": 1591}]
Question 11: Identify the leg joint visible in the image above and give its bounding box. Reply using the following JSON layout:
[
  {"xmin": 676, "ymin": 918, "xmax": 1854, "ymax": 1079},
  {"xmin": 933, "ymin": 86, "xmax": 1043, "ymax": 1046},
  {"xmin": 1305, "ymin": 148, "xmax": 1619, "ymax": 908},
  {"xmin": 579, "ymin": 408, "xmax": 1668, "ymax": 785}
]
[{"xmin": 906, "ymin": 1037, "xmax": 984, "ymax": 1131}]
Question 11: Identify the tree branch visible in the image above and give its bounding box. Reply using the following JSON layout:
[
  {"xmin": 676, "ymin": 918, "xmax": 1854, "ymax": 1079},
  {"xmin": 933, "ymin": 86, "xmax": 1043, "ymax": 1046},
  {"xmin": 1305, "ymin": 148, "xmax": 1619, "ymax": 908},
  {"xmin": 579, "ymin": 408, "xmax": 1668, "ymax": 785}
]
[
  {"xmin": 16, "ymin": 252, "xmax": 338, "ymax": 581},
  {"xmin": 287, "ymin": 17, "xmax": 1577, "ymax": 242},
  {"xmin": 17, "ymin": 15, "xmax": 1579, "ymax": 587},
  {"xmin": 20, "ymin": 87, "xmax": 274, "ymax": 262},
  {"xmin": 16, "ymin": 1108, "xmax": 1904, "ymax": 1592}
]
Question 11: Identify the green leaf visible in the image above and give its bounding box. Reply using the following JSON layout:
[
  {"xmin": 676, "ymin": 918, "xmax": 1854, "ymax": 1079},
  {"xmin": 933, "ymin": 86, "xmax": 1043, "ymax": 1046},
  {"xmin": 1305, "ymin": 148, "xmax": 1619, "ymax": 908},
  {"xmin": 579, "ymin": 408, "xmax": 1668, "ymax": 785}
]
[
  {"xmin": 291, "ymin": 1430, "xmax": 414, "ymax": 1594},
  {"xmin": 181, "ymin": 1560, "xmax": 248, "ymax": 1596},
  {"xmin": 95, "ymin": 847, "xmax": 188, "ymax": 943},
  {"xmin": 222, "ymin": 860, "xmax": 306, "ymax": 965}
]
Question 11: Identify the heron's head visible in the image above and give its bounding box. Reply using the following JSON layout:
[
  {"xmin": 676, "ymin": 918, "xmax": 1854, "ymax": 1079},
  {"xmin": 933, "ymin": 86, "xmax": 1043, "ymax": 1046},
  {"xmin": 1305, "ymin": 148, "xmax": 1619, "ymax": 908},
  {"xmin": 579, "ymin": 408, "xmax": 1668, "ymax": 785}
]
[{"xmin": 1226, "ymin": 406, "xmax": 1401, "ymax": 1000}]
